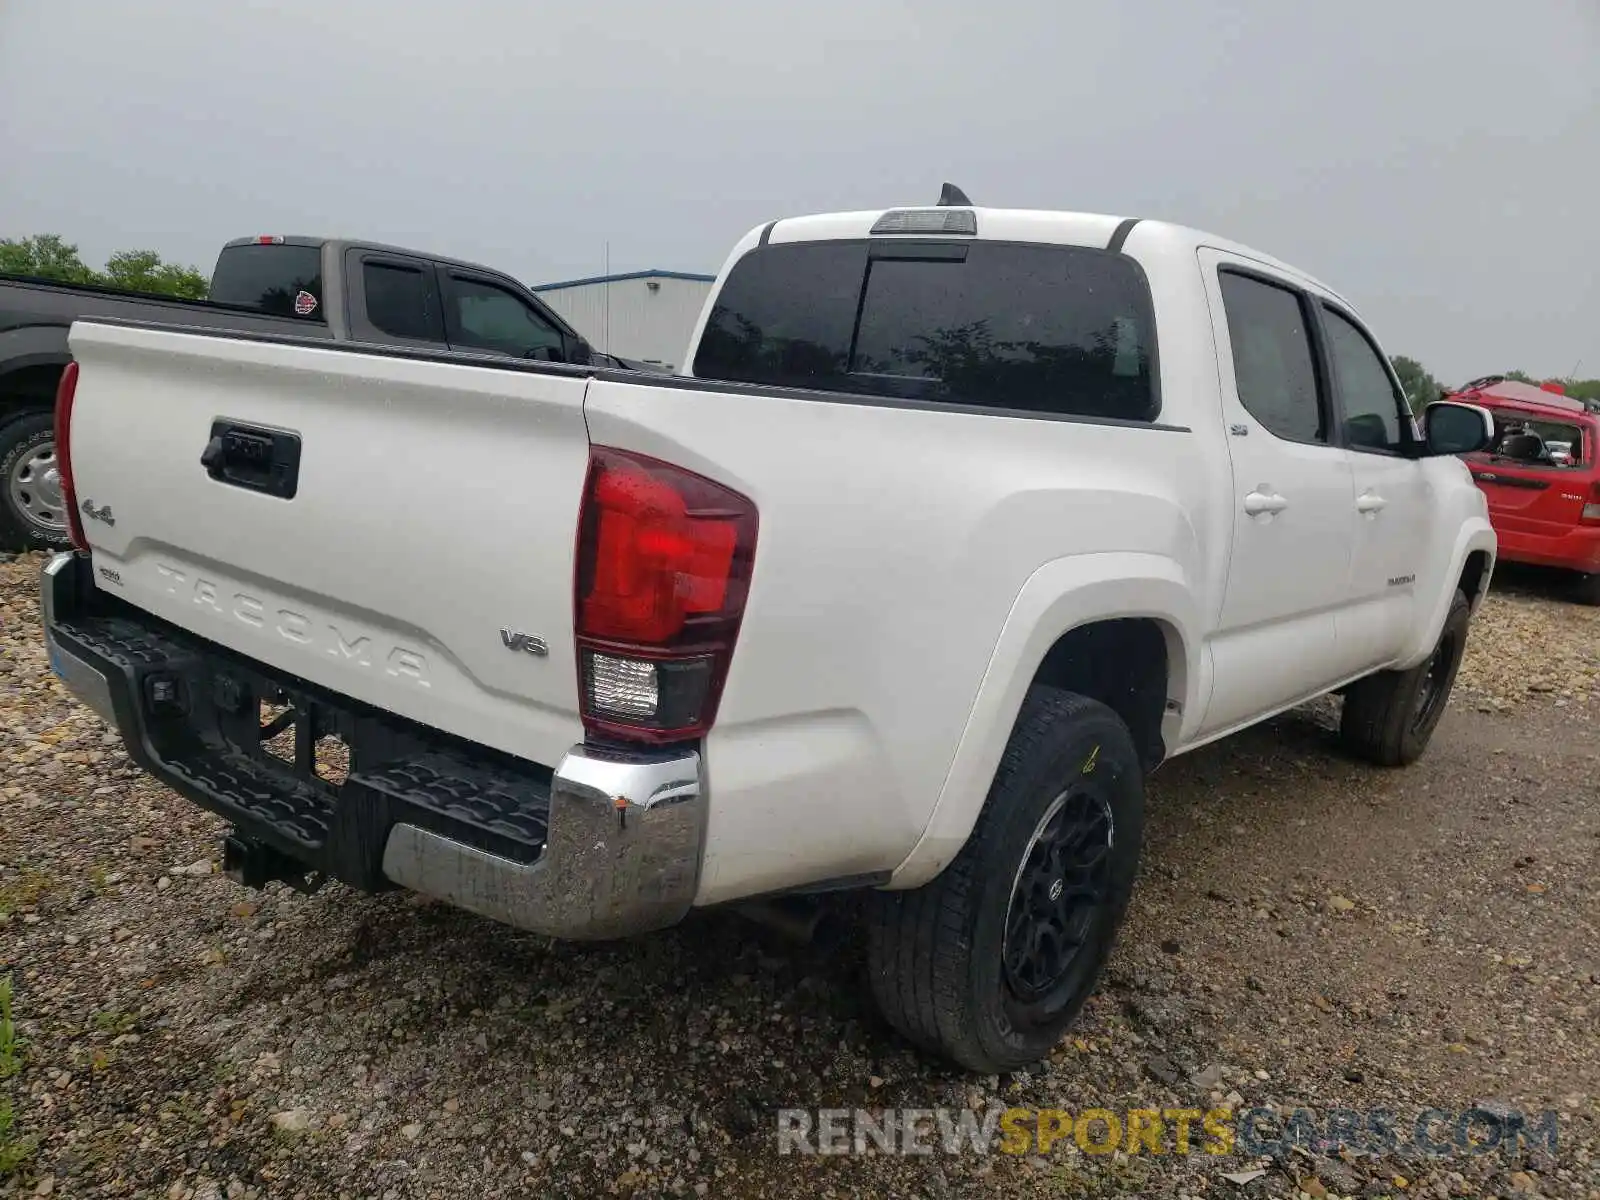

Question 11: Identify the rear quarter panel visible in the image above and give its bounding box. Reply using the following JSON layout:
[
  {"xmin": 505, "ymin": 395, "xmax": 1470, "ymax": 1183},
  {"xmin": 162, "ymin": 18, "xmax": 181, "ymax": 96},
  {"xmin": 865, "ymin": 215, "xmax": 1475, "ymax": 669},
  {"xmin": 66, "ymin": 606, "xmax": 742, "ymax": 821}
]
[{"xmin": 584, "ymin": 377, "xmax": 1219, "ymax": 904}]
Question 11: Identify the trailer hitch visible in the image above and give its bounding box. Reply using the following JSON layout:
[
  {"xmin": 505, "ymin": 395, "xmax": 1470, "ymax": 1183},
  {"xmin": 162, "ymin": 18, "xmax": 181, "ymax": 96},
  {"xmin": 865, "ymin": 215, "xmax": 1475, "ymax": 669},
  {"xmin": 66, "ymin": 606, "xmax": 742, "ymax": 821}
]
[{"xmin": 221, "ymin": 832, "xmax": 326, "ymax": 895}]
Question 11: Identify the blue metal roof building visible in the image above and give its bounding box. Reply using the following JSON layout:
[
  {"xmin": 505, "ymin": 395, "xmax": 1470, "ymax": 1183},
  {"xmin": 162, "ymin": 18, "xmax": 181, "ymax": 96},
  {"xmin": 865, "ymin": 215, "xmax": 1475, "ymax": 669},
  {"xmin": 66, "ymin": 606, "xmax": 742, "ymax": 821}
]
[
  {"xmin": 532, "ymin": 269, "xmax": 716, "ymax": 292},
  {"xmin": 532, "ymin": 270, "xmax": 716, "ymax": 369}
]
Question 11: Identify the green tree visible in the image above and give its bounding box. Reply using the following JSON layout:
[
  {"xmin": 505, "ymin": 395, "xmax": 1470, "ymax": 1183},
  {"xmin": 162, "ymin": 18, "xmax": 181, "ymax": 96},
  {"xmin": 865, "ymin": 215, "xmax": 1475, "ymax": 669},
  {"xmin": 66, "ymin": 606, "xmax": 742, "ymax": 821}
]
[
  {"xmin": 101, "ymin": 249, "xmax": 208, "ymax": 299},
  {"xmin": 0, "ymin": 234, "xmax": 99, "ymax": 284},
  {"xmin": 1390, "ymin": 355, "xmax": 1445, "ymax": 412},
  {"xmin": 3, "ymin": 233, "xmax": 209, "ymax": 299},
  {"xmin": 1493, "ymin": 371, "xmax": 1599, "ymax": 403}
]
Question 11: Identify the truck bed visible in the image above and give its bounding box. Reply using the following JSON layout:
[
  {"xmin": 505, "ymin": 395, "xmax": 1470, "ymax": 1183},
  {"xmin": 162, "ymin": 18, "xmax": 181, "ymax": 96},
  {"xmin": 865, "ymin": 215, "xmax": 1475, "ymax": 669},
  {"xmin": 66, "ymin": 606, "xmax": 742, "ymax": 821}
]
[{"xmin": 0, "ymin": 272, "xmax": 333, "ymax": 341}]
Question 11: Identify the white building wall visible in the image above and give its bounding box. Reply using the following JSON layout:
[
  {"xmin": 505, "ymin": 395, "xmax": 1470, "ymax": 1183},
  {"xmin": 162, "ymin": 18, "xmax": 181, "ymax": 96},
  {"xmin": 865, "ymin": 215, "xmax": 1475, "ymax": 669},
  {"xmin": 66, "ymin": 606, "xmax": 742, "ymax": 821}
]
[{"xmin": 535, "ymin": 274, "xmax": 713, "ymax": 370}]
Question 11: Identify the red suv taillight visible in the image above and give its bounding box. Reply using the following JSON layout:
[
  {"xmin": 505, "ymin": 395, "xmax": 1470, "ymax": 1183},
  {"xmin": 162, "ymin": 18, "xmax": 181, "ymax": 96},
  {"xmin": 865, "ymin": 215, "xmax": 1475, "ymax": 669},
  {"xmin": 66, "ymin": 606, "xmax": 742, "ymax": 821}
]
[
  {"xmin": 1582, "ymin": 481, "xmax": 1600, "ymax": 524},
  {"xmin": 53, "ymin": 361, "xmax": 88, "ymax": 551},
  {"xmin": 574, "ymin": 447, "xmax": 757, "ymax": 744}
]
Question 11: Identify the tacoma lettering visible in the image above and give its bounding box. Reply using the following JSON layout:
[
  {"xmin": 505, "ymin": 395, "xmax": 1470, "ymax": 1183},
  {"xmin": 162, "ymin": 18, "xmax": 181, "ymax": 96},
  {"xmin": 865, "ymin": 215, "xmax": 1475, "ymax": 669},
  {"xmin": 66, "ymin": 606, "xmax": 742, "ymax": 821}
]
[{"xmin": 152, "ymin": 562, "xmax": 430, "ymax": 687}]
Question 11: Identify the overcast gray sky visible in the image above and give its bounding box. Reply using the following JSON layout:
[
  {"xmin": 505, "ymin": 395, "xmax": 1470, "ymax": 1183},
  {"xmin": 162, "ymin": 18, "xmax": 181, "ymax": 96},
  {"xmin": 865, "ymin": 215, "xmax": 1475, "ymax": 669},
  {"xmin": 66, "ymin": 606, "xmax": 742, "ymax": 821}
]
[{"xmin": 2, "ymin": 0, "xmax": 1595, "ymax": 383}]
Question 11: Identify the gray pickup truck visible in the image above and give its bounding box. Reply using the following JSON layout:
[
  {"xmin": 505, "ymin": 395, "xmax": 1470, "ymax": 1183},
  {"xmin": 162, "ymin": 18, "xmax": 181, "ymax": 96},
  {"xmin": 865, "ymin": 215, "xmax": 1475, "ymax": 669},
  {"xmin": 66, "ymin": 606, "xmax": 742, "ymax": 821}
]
[{"xmin": 0, "ymin": 235, "xmax": 644, "ymax": 551}]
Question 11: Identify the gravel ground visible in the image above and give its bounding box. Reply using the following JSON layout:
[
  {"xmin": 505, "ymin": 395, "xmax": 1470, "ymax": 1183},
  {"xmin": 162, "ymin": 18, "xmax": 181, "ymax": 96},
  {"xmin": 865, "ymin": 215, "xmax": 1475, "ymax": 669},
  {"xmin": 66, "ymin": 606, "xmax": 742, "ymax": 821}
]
[{"xmin": 2, "ymin": 550, "xmax": 1597, "ymax": 1200}]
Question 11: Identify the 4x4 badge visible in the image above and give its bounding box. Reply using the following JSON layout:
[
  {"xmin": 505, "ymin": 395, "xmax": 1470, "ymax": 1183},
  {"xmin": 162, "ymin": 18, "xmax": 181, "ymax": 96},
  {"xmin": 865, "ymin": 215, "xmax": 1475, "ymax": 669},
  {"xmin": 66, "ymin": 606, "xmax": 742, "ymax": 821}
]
[{"xmin": 81, "ymin": 499, "xmax": 115, "ymax": 526}]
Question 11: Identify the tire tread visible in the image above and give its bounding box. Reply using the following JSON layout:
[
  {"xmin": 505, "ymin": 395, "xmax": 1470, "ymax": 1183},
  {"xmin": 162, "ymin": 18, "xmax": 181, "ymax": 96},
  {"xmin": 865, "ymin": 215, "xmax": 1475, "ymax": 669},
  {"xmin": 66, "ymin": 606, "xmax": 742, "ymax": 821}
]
[
  {"xmin": 0, "ymin": 409, "xmax": 68, "ymax": 553},
  {"xmin": 868, "ymin": 688, "xmax": 1125, "ymax": 1071},
  {"xmin": 1339, "ymin": 590, "xmax": 1470, "ymax": 767}
]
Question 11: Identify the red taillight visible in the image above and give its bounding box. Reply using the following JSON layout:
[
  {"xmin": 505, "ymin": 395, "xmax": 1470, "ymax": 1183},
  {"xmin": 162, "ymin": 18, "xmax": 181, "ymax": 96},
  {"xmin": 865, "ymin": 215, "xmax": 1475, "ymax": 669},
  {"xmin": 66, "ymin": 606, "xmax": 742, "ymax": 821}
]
[
  {"xmin": 53, "ymin": 362, "xmax": 87, "ymax": 551},
  {"xmin": 574, "ymin": 447, "xmax": 757, "ymax": 744},
  {"xmin": 1583, "ymin": 481, "xmax": 1600, "ymax": 524}
]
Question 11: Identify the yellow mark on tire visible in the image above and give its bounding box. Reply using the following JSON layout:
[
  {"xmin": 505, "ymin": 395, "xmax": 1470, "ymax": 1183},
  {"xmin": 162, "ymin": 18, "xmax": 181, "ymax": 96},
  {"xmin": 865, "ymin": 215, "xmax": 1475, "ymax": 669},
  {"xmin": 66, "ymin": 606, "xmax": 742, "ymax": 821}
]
[{"xmin": 1082, "ymin": 745, "xmax": 1099, "ymax": 775}]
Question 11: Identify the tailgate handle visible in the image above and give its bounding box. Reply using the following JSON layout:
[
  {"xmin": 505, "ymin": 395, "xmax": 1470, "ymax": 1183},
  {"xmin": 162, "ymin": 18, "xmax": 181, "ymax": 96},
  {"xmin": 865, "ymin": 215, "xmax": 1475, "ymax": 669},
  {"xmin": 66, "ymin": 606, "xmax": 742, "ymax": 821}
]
[{"xmin": 202, "ymin": 421, "xmax": 302, "ymax": 500}]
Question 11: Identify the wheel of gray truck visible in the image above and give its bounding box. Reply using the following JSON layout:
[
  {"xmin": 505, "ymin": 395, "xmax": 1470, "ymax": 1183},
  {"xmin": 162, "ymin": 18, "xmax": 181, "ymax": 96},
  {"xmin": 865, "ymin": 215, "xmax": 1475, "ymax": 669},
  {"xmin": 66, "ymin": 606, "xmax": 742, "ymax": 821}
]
[
  {"xmin": 1339, "ymin": 589, "xmax": 1470, "ymax": 767},
  {"xmin": 866, "ymin": 688, "xmax": 1144, "ymax": 1074},
  {"xmin": 0, "ymin": 411, "xmax": 72, "ymax": 552}
]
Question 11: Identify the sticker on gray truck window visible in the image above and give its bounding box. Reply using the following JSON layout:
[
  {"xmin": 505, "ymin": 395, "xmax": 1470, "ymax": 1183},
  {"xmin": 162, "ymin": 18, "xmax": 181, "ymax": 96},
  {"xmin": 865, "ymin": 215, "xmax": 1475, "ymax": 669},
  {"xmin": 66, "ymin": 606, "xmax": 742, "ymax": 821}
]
[{"xmin": 294, "ymin": 290, "xmax": 318, "ymax": 316}]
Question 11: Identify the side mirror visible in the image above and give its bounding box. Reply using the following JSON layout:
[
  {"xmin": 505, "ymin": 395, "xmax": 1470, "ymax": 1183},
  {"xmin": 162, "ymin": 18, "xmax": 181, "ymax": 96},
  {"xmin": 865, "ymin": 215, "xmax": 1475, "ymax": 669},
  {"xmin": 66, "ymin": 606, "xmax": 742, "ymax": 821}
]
[{"xmin": 1421, "ymin": 401, "xmax": 1494, "ymax": 457}]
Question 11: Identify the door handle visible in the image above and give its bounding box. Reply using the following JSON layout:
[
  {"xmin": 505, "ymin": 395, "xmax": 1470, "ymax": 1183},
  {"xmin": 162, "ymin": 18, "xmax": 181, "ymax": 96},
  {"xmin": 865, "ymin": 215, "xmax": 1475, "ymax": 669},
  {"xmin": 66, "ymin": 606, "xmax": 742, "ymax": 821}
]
[
  {"xmin": 1356, "ymin": 491, "xmax": 1387, "ymax": 515},
  {"xmin": 200, "ymin": 421, "xmax": 302, "ymax": 500},
  {"xmin": 1243, "ymin": 489, "xmax": 1289, "ymax": 516}
]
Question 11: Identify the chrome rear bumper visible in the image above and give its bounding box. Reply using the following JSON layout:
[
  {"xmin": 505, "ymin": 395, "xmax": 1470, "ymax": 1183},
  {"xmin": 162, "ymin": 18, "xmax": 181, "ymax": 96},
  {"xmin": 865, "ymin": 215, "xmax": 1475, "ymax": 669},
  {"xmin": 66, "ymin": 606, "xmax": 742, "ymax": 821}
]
[
  {"xmin": 381, "ymin": 745, "xmax": 704, "ymax": 940},
  {"xmin": 41, "ymin": 553, "xmax": 120, "ymax": 728}
]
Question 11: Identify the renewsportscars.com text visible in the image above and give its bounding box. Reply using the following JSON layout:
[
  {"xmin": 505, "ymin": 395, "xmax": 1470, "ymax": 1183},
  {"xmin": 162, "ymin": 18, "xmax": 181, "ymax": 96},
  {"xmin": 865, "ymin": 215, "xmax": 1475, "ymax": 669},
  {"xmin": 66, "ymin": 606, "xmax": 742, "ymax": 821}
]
[{"xmin": 776, "ymin": 1105, "xmax": 1559, "ymax": 1160}]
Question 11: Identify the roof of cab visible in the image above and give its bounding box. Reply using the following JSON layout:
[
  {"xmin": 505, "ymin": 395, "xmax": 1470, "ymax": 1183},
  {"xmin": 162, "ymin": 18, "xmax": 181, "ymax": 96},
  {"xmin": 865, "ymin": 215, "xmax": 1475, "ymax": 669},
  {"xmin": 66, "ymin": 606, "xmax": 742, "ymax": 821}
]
[
  {"xmin": 756, "ymin": 206, "xmax": 1349, "ymax": 307},
  {"xmin": 219, "ymin": 235, "xmax": 524, "ymax": 281}
]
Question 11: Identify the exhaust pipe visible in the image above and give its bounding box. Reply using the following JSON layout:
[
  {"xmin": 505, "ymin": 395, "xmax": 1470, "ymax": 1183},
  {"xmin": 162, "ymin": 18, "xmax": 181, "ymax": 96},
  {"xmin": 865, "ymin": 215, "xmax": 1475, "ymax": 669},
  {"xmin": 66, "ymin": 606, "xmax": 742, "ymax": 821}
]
[{"xmin": 733, "ymin": 896, "xmax": 847, "ymax": 949}]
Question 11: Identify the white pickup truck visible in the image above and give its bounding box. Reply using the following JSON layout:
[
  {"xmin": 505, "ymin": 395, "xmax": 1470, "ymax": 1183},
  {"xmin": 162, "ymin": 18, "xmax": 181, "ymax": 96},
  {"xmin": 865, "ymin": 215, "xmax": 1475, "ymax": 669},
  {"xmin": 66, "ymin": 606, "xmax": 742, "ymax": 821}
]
[{"xmin": 42, "ymin": 195, "xmax": 1499, "ymax": 1073}]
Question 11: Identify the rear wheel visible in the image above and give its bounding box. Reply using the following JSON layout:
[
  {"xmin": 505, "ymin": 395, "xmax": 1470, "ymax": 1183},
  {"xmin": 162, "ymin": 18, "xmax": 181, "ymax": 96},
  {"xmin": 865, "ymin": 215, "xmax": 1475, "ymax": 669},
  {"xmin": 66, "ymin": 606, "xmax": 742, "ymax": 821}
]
[
  {"xmin": 866, "ymin": 689, "xmax": 1144, "ymax": 1073},
  {"xmin": 1339, "ymin": 590, "xmax": 1470, "ymax": 766},
  {"xmin": 1574, "ymin": 572, "xmax": 1600, "ymax": 607},
  {"xmin": 0, "ymin": 410, "xmax": 71, "ymax": 552}
]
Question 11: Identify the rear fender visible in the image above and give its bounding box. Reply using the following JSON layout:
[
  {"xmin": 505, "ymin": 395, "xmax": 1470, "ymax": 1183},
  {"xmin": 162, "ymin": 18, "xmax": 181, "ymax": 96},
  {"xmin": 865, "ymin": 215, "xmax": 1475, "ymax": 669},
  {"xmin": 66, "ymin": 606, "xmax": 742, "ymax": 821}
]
[{"xmin": 888, "ymin": 552, "xmax": 1200, "ymax": 889}]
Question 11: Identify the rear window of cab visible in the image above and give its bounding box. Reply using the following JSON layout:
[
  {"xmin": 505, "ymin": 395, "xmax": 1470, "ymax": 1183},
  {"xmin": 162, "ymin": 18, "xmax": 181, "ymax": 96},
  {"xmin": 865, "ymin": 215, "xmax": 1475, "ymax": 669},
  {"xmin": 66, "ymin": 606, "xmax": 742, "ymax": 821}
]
[
  {"xmin": 1468, "ymin": 410, "xmax": 1593, "ymax": 469},
  {"xmin": 208, "ymin": 243, "xmax": 325, "ymax": 321},
  {"xmin": 692, "ymin": 239, "xmax": 1158, "ymax": 423}
]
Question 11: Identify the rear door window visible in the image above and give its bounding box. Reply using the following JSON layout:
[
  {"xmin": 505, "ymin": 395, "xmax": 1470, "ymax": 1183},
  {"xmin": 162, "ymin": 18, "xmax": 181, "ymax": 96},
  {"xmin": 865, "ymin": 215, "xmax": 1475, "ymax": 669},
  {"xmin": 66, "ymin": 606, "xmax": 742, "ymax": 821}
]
[
  {"xmin": 693, "ymin": 240, "xmax": 1158, "ymax": 421},
  {"xmin": 362, "ymin": 260, "xmax": 444, "ymax": 342},
  {"xmin": 1216, "ymin": 271, "xmax": 1327, "ymax": 445}
]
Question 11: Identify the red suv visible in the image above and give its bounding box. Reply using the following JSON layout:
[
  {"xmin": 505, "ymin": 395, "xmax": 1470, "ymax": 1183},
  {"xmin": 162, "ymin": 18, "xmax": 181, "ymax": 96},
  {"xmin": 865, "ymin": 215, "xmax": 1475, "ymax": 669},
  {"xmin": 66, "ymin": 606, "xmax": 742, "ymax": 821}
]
[{"xmin": 1444, "ymin": 377, "xmax": 1600, "ymax": 603}]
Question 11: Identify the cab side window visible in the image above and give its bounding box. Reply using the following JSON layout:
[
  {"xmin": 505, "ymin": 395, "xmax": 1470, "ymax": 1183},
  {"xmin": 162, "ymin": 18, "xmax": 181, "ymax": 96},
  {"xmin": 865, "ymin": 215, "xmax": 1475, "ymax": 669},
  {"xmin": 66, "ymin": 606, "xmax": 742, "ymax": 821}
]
[
  {"xmin": 1321, "ymin": 306, "xmax": 1411, "ymax": 453},
  {"xmin": 1218, "ymin": 271, "xmax": 1327, "ymax": 444},
  {"xmin": 363, "ymin": 261, "xmax": 443, "ymax": 342},
  {"xmin": 441, "ymin": 274, "xmax": 565, "ymax": 359}
]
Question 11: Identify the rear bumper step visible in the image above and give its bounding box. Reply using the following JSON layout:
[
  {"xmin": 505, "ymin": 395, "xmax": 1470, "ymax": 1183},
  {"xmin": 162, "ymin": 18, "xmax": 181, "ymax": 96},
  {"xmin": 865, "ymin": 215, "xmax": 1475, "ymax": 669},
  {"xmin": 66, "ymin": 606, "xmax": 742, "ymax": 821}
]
[{"xmin": 40, "ymin": 552, "xmax": 704, "ymax": 940}]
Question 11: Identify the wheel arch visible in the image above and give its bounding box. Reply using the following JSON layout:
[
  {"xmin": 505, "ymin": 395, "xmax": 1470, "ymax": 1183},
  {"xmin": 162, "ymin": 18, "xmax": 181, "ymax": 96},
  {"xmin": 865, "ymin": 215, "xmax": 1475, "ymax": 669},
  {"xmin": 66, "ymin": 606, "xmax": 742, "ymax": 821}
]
[
  {"xmin": 1457, "ymin": 547, "xmax": 1493, "ymax": 611},
  {"xmin": 888, "ymin": 552, "xmax": 1201, "ymax": 889},
  {"xmin": 0, "ymin": 326, "xmax": 72, "ymax": 422},
  {"xmin": 1394, "ymin": 521, "xmax": 1496, "ymax": 669}
]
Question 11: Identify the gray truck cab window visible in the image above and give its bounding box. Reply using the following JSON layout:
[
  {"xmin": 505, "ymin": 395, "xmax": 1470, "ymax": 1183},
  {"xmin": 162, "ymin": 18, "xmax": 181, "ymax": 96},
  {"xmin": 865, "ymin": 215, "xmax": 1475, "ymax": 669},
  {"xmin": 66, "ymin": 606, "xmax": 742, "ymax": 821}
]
[
  {"xmin": 209, "ymin": 243, "xmax": 324, "ymax": 321},
  {"xmin": 441, "ymin": 274, "xmax": 565, "ymax": 359},
  {"xmin": 362, "ymin": 261, "xmax": 444, "ymax": 341}
]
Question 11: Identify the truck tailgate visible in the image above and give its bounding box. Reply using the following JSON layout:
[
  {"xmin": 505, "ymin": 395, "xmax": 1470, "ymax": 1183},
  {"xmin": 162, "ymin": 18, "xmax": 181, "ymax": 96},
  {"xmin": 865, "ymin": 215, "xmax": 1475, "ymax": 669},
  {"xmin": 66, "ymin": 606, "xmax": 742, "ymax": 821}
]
[{"xmin": 65, "ymin": 322, "xmax": 591, "ymax": 769}]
